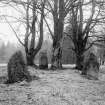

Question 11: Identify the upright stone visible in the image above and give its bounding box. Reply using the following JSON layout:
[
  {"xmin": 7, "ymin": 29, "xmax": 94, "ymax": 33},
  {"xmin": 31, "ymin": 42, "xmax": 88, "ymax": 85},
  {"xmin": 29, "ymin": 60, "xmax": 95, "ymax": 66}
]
[
  {"xmin": 82, "ymin": 53, "xmax": 99, "ymax": 80},
  {"xmin": 87, "ymin": 63, "xmax": 99, "ymax": 80},
  {"xmin": 5, "ymin": 51, "xmax": 31, "ymax": 84},
  {"xmin": 39, "ymin": 51, "xmax": 48, "ymax": 69}
]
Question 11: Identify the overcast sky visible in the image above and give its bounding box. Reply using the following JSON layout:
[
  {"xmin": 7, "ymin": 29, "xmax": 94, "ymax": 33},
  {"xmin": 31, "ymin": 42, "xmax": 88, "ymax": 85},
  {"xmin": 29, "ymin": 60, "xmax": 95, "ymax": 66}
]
[
  {"xmin": 0, "ymin": 1, "xmax": 94, "ymax": 45},
  {"xmin": 0, "ymin": 3, "xmax": 53, "ymax": 45},
  {"xmin": 0, "ymin": 3, "xmax": 21, "ymax": 44}
]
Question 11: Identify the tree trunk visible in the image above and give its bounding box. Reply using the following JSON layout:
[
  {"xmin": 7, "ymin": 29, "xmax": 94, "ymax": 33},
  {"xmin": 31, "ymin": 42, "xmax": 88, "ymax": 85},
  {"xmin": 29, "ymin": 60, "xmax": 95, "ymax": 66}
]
[
  {"xmin": 25, "ymin": 0, "xmax": 45, "ymax": 67},
  {"xmin": 26, "ymin": 52, "xmax": 38, "ymax": 68},
  {"xmin": 26, "ymin": 53, "xmax": 35, "ymax": 66},
  {"xmin": 50, "ymin": 0, "xmax": 64, "ymax": 70},
  {"xmin": 51, "ymin": 42, "xmax": 62, "ymax": 69},
  {"xmin": 74, "ymin": 37, "xmax": 85, "ymax": 70},
  {"xmin": 75, "ymin": 53, "xmax": 84, "ymax": 70}
]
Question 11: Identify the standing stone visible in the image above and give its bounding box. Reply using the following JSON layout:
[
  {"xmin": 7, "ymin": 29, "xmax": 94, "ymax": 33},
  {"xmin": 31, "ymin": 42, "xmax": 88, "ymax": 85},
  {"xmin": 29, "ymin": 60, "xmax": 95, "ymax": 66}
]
[
  {"xmin": 5, "ymin": 51, "xmax": 31, "ymax": 84},
  {"xmin": 82, "ymin": 53, "xmax": 99, "ymax": 80},
  {"xmin": 39, "ymin": 52, "xmax": 48, "ymax": 69},
  {"xmin": 87, "ymin": 63, "xmax": 99, "ymax": 80}
]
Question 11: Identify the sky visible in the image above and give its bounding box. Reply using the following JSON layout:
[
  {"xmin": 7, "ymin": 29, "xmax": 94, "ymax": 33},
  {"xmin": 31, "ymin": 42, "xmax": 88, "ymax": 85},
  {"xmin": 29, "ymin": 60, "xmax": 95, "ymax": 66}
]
[
  {"xmin": 0, "ymin": 3, "xmax": 20, "ymax": 44},
  {"xmin": 0, "ymin": 2, "xmax": 53, "ymax": 45},
  {"xmin": 0, "ymin": 0, "xmax": 96, "ymax": 45},
  {"xmin": 0, "ymin": 23, "xmax": 19, "ymax": 44}
]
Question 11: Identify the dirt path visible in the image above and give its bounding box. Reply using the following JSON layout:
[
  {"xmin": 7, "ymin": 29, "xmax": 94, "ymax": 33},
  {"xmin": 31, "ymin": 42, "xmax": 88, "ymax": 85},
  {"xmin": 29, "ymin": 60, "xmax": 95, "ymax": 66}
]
[{"xmin": 0, "ymin": 66, "xmax": 105, "ymax": 105}]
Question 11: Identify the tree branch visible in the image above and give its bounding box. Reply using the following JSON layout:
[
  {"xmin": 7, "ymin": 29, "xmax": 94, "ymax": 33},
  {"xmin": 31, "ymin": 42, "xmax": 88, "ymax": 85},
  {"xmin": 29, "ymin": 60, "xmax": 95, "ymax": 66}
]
[
  {"xmin": 4, "ymin": 16, "xmax": 25, "ymax": 46},
  {"xmin": 44, "ymin": 17, "xmax": 54, "ymax": 40}
]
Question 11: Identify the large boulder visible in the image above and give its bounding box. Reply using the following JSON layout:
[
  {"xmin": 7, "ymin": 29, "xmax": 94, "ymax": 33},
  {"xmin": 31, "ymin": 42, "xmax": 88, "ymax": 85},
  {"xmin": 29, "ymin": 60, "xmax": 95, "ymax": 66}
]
[
  {"xmin": 81, "ymin": 53, "xmax": 99, "ymax": 80},
  {"xmin": 5, "ymin": 51, "xmax": 31, "ymax": 84},
  {"xmin": 87, "ymin": 63, "xmax": 99, "ymax": 80}
]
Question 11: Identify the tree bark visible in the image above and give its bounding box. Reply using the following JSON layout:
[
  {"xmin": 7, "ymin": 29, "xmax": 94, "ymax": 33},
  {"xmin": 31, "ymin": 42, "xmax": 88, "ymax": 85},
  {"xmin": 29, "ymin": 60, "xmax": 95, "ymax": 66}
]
[
  {"xmin": 51, "ymin": 0, "xmax": 64, "ymax": 70},
  {"xmin": 26, "ymin": 53, "xmax": 34, "ymax": 66},
  {"xmin": 51, "ymin": 42, "xmax": 62, "ymax": 69},
  {"xmin": 25, "ymin": 0, "xmax": 45, "ymax": 66},
  {"xmin": 75, "ymin": 52, "xmax": 84, "ymax": 70}
]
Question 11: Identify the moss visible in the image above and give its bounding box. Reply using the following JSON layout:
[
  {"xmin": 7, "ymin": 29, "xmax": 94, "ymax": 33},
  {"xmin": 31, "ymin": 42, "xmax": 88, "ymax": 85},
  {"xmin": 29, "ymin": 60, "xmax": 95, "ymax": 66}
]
[{"xmin": 5, "ymin": 51, "xmax": 31, "ymax": 84}]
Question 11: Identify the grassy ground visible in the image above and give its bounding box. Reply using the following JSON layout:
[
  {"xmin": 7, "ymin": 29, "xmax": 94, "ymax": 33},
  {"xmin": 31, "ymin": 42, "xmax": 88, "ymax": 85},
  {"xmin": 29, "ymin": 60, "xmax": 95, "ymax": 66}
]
[{"xmin": 0, "ymin": 65, "xmax": 105, "ymax": 105}]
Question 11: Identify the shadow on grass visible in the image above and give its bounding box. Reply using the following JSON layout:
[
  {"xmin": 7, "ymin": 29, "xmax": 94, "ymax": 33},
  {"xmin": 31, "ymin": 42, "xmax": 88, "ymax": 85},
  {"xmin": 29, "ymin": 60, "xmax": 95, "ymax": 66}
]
[{"xmin": 1, "ymin": 74, "xmax": 40, "ymax": 85}]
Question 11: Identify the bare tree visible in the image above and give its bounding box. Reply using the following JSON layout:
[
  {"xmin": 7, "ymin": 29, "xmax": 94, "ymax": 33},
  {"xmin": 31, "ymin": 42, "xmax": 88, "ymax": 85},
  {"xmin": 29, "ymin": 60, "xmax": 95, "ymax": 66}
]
[
  {"xmin": 25, "ymin": 0, "xmax": 45, "ymax": 66},
  {"xmin": 65, "ymin": 0, "xmax": 105, "ymax": 70},
  {"xmin": 3, "ymin": 0, "xmax": 45, "ymax": 66},
  {"xmin": 45, "ymin": 0, "xmax": 77, "ymax": 69}
]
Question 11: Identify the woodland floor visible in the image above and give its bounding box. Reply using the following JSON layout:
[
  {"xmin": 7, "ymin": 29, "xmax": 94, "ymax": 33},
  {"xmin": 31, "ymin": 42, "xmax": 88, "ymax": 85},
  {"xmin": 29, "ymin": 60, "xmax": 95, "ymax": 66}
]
[{"xmin": 0, "ymin": 65, "xmax": 105, "ymax": 105}]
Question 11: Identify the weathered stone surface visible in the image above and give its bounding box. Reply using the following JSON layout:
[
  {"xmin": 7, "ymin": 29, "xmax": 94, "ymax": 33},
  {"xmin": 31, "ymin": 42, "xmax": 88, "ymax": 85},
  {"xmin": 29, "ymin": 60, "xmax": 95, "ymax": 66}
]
[
  {"xmin": 82, "ymin": 53, "xmax": 99, "ymax": 80},
  {"xmin": 87, "ymin": 64, "xmax": 99, "ymax": 80},
  {"xmin": 6, "ymin": 51, "xmax": 31, "ymax": 84},
  {"xmin": 39, "ymin": 52, "xmax": 48, "ymax": 69}
]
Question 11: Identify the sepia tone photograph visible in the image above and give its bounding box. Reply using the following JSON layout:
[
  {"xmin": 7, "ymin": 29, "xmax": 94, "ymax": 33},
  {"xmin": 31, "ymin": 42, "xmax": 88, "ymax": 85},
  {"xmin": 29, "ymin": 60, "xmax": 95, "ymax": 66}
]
[{"xmin": 0, "ymin": 0, "xmax": 105, "ymax": 105}]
